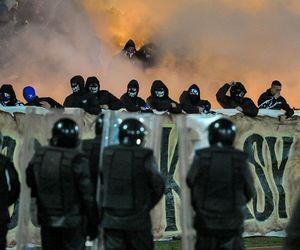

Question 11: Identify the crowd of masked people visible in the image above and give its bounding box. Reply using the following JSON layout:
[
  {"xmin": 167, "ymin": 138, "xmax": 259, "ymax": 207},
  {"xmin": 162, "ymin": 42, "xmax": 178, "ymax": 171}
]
[
  {"xmin": 0, "ymin": 77, "xmax": 295, "ymax": 118},
  {"xmin": 1, "ymin": 114, "xmax": 300, "ymax": 250}
]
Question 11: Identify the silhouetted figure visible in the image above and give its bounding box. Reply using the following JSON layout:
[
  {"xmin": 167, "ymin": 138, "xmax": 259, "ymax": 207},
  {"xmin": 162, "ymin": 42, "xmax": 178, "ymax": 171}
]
[
  {"xmin": 147, "ymin": 80, "xmax": 182, "ymax": 114},
  {"xmin": 180, "ymin": 84, "xmax": 211, "ymax": 114},
  {"xmin": 100, "ymin": 118, "xmax": 165, "ymax": 250},
  {"xmin": 187, "ymin": 118, "xmax": 254, "ymax": 250},
  {"xmin": 216, "ymin": 81, "xmax": 258, "ymax": 117}
]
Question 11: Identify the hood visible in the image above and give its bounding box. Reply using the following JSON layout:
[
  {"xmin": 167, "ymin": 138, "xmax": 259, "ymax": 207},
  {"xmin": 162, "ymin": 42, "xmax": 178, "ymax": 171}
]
[
  {"xmin": 151, "ymin": 80, "xmax": 169, "ymax": 98},
  {"xmin": 0, "ymin": 84, "xmax": 17, "ymax": 100},
  {"xmin": 70, "ymin": 75, "xmax": 85, "ymax": 93},
  {"xmin": 188, "ymin": 84, "xmax": 200, "ymax": 97},
  {"xmin": 127, "ymin": 79, "xmax": 139, "ymax": 98},
  {"xmin": 86, "ymin": 76, "xmax": 100, "ymax": 94},
  {"xmin": 123, "ymin": 39, "xmax": 136, "ymax": 50},
  {"xmin": 230, "ymin": 82, "xmax": 247, "ymax": 102}
]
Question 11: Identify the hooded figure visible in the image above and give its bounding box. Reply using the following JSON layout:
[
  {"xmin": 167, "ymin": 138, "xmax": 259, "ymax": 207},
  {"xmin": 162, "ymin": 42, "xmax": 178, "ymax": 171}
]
[
  {"xmin": 136, "ymin": 43, "xmax": 158, "ymax": 68},
  {"xmin": 23, "ymin": 86, "xmax": 63, "ymax": 109},
  {"xmin": 85, "ymin": 76, "xmax": 123, "ymax": 110},
  {"xmin": 120, "ymin": 79, "xmax": 152, "ymax": 112},
  {"xmin": 122, "ymin": 39, "xmax": 137, "ymax": 59},
  {"xmin": 0, "ymin": 84, "xmax": 23, "ymax": 106},
  {"xmin": 64, "ymin": 75, "xmax": 101, "ymax": 115},
  {"xmin": 216, "ymin": 82, "xmax": 258, "ymax": 117},
  {"xmin": 147, "ymin": 80, "xmax": 182, "ymax": 114},
  {"xmin": 179, "ymin": 84, "xmax": 211, "ymax": 114}
]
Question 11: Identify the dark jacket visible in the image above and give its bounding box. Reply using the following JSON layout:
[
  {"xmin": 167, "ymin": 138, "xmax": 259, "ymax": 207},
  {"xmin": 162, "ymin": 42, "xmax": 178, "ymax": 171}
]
[
  {"xmin": 180, "ymin": 84, "xmax": 211, "ymax": 114},
  {"xmin": 0, "ymin": 154, "xmax": 20, "ymax": 226},
  {"xmin": 26, "ymin": 146, "xmax": 98, "ymax": 230},
  {"xmin": 216, "ymin": 83, "xmax": 258, "ymax": 117},
  {"xmin": 146, "ymin": 80, "xmax": 182, "ymax": 114},
  {"xmin": 25, "ymin": 97, "xmax": 63, "ymax": 108},
  {"xmin": 187, "ymin": 145, "xmax": 254, "ymax": 236},
  {"xmin": 85, "ymin": 80, "xmax": 123, "ymax": 110},
  {"xmin": 64, "ymin": 91, "xmax": 101, "ymax": 115},
  {"xmin": 120, "ymin": 80, "xmax": 151, "ymax": 112},
  {"xmin": 258, "ymin": 89, "xmax": 294, "ymax": 118},
  {"xmin": 0, "ymin": 84, "xmax": 23, "ymax": 106},
  {"xmin": 100, "ymin": 145, "xmax": 165, "ymax": 230}
]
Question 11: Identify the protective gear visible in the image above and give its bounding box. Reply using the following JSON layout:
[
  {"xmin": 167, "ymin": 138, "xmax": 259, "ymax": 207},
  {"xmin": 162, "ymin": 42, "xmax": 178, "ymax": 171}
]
[
  {"xmin": 70, "ymin": 75, "xmax": 85, "ymax": 94},
  {"xmin": 23, "ymin": 86, "xmax": 37, "ymax": 103},
  {"xmin": 187, "ymin": 145, "xmax": 254, "ymax": 249},
  {"xmin": 208, "ymin": 119, "xmax": 236, "ymax": 146},
  {"xmin": 118, "ymin": 118, "xmax": 146, "ymax": 146},
  {"xmin": 154, "ymin": 88, "xmax": 165, "ymax": 98},
  {"xmin": 100, "ymin": 145, "xmax": 164, "ymax": 231},
  {"xmin": 230, "ymin": 82, "xmax": 247, "ymax": 103},
  {"xmin": 95, "ymin": 114, "xmax": 104, "ymax": 137},
  {"xmin": 26, "ymin": 146, "xmax": 98, "ymax": 249},
  {"xmin": 50, "ymin": 118, "xmax": 79, "ymax": 148}
]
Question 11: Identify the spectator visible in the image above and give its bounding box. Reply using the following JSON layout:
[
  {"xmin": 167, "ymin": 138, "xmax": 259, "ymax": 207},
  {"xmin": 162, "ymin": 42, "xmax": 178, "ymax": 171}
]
[
  {"xmin": 23, "ymin": 86, "xmax": 63, "ymax": 108},
  {"xmin": 258, "ymin": 80, "xmax": 294, "ymax": 118},
  {"xmin": 180, "ymin": 84, "xmax": 211, "ymax": 114},
  {"xmin": 216, "ymin": 81, "xmax": 258, "ymax": 117},
  {"xmin": 120, "ymin": 79, "xmax": 152, "ymax": 112},
  {"xmin": 63, "ymin": 75, "xmax": 101, "ymax": 115},
  {"xmin": 147, "ymin": 80, "xmax": 182, "ymax": 114},
  {"xmin": 0, "ymin": 84, "xmax": 23, "ymax": 106},
  {"xmin": 85, "ymin": 76, "xmax": 123, "ymax": 110}
]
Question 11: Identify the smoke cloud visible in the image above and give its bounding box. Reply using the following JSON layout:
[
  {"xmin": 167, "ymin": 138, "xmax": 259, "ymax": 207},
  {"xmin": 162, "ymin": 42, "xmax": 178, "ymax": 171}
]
[{"xmin": 1, "ymin": 0, "xmax": 300, "ymax": 107}]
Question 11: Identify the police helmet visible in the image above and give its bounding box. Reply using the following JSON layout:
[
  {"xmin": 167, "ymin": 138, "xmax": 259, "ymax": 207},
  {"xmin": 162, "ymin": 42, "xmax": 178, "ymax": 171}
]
[
  {"xmin": 208, "ymin": 118, "xmax": 236, "ymax": 146},
  {"xmin": 51, "ymin": 118, "xmax": 80, "ymax": 148},
  {"xmin": 119, "ymin": 118, "xmax": 146, "ymax": 146}
]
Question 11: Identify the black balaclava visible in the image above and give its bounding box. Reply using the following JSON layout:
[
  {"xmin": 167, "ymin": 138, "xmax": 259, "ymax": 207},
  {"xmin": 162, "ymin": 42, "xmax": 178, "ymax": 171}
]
[
  {"xmin": 86, "ymin": 76, "xmax": 100, "ymax": 95},
  {"xmin": 127, "ymin": 79, "xmax": 139, "ymax": 98},
  {"xmin": 230, "ymin": 82, "xmax": 247, "ymax": 103},
  {"xmin": 188, "ymin": 84, "xmax": 200, "ymax": 104},
  {"xmin": 0, "ymin": 84, "xmax": 17, "ymax": 106},
  {"xmin": 70, "ymin": 75, "xmax": 85, "ymax": 94},
  {"xmin": 151, "ymin": 80, "xmax": 168, "ymax": 99}
]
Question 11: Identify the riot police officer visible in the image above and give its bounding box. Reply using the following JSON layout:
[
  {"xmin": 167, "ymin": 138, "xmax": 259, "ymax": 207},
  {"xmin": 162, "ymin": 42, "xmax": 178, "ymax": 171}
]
[
  {"xmin": 187, "ymin": 118, "xmax": 255, "ymax": 250},
  {"xmin": 0, "ymin": 134, "xmax": 20, "ymax": 249},
  {"xmin": 82, "ymin": 114, "xmax": 104, "ymax": 189},
  {"xmin": 26, "ymin": 118, "xmax": 98, "ymax": 250},
  {"xmin": 100, "ymin": 118, "xmax": 165, "ymax": 250}
]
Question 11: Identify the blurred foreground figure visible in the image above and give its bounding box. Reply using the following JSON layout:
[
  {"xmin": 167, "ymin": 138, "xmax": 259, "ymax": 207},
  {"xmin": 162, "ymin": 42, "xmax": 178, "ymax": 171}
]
[
  {"xmin": 216, "ymin": 81, "xmax": 258, "ymax": 117},
  {"xmin": 100, "ymin": 118, "xmax": 165, "ymax": 250},
  {"xmin": 284, "ymin": 196, "xmax": 300, "ymax": 250},
  {"xmin": 82, "ymin": 114, "xmax": 104, "ymax": 189},
  {"xmin": 26, "ymin": 118, "xmax": 98, "ymax": 250},
  {"xmin": 187, "ymin": 118, "xmax": 254, "ymax": 250},
  {"xmin": 0, "ymin": 133, "xmax": 20, "ymax": 249},
  {"xmin": 258, "ymin": 80, "xmax": 294, "ymax": 118}
]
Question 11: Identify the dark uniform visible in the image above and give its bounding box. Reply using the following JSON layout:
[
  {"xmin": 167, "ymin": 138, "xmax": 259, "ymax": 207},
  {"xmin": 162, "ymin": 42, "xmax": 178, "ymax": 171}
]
[
  {"xmin": 85, "ymin": 76, "xmax": 123, "ymax": 111},
  {"xmin": 100, "ymin": 119, "xmax": 165, "ymax": 250},
  {"xmin": 26, "ymin": 119, "xmax": 98, "ymax": 250},
  {"xmin": 187, "ymin": 119, "xmax": 254, "ymax": 250},
  {"xmin": 63, "ymin": 75, "xmax": 101, "ymax": 115},
  {"xmin": 120, "ymin": 79, "xmax": 152, "ymax": 112},
  {"xmin": 284, "ymin": 196, "xmax": 300, "ymax": 250},
  {"xmin": 82, "ymin": 114, "xmax": 104, "ymax": 189},
  {"xmin": 179, "ymin": 84, "xmax": 211, "ymax": 114},
  {"xmin": 146, "ymin": 80, "xmax": 182, "ymax": 114},
  {"xmin": 216, "ymin": 82, "xmax": 258, "ymax": 117},
  {"xmin": 0, "ymin": 153, "xmax": 20, "ymax": 249},
  {"xmin": 258, "ymin": 88, "xmax": 294, "ymax": 118}
]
